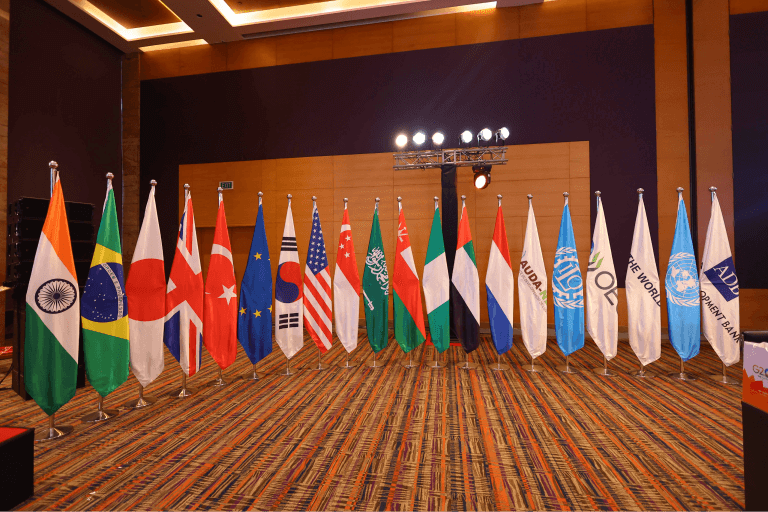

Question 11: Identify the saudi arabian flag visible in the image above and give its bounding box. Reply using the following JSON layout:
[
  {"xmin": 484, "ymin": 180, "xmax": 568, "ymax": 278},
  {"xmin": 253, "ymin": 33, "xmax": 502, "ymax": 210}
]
[
  {"xmin": 362, "ymin": 207, "xmax": 389, "ymax": 353},
  {"xmin": 25, "ymin": 176, "xmax": 80, "ymax": 416},
  {"xmin": 81, "ymin": 178, "xmax": 129, "ymax": 397},
  {"xmin": 422, "ymin": 205, "xmax": 449, "ymax": 352}
]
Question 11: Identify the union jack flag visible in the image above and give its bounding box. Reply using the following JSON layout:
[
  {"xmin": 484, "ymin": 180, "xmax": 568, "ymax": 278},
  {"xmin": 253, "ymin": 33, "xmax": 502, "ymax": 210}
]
[
  {"xmin": 164, "ymin": 189, "xmax": 204, "ymax": 376},
  {"xmin": 304, "ymin": 203, "xmax": 333, "ymax": 352}
]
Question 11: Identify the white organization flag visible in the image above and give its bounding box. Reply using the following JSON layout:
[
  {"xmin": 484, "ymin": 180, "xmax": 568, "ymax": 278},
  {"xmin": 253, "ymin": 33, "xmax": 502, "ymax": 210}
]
[
  {"xmin": 626, "ymin": 190, "xmax": 661, "ymax": 366},
  {"xmin": 518, "ymin": 197, "xmax": 548, "ymax": 359},
  {"xmin": 586, "ymin": 194, "xmax": 618, "ymax": 360},
  {"xmin": 274, "ymin": 199, "xmax": 304, "ymax": 358},
  {"xmin": 699, "ymin": 190, "xmax": 740, "ymax": 366}
]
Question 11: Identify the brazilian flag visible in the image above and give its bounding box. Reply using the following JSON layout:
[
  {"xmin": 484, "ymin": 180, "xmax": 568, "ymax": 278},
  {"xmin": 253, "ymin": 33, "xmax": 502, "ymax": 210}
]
[{"xmin": 81, "ymin": 178, "xmax": 129, "ymax": 397}]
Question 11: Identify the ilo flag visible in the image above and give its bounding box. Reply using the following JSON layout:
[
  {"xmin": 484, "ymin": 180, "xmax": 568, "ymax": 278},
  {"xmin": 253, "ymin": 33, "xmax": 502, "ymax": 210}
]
[
  {"xmin": 275, "ymin": 201, "xmax": 303, "ymax": 358},
  {"xmin": 334, "ymin": 205, "xmax": 360, "ymax": 353},
  {"xmin": 700, "ymin": 191, "xmax": 739, "ymax": 365},
  {"xmin": 203, "ymin": 196, "xmax": 237, "ymax": 369},
  {"xmin": 423, "ymin": 205, "xmax": 450, "ymax": 353},
  {"xmin": 451, "ymin": 201, "xmax": 480, "ymax": 353},
  {"xmin": 362, "ymin": 206, "xmax": 389, "ymax": 353},
  {"xmin": 586, "ymin": 195, "xmax": 618, "ymax": 360},
  {"xmin": 164, "ymin": 189, "xmax": 204, "ymax": 376},
  {"xmin": 304, "ymin": 204, "xmax": 333, "ymax": 353},
  {"xmin": 665, "ymin": 192, "xmax": 700, "ymax": 362},
  {"xmin": 24, "ymin": 176, "xmax": 80, "ymax": 416},
  {"xmin": 82, "ymin": 178, "xmax": 129, "ymax": 397},
  {"xmin": 237, "ymin": 199, "xmax": 272, "ymax": 365},
  {"xmin": 518, "ymin": 199, "xmax": 547, "ymax": 359},
  {"xmin": 553, "ymin": 197, "xmax": 584, "ymax": 357},
  {"xmin": 393, "ymin": 203, "xmax": 426, "ymax": 353},
  {"xmin": 127, "ymin": 184, "xmax": 165, "ymax": 388},
  {"xmin": 626, "ymin": 192, "xmax": 661, "ymax": 366},
  {"xmin": 486, "ymin": 201, "xmax": 514, "ymax": 355}
]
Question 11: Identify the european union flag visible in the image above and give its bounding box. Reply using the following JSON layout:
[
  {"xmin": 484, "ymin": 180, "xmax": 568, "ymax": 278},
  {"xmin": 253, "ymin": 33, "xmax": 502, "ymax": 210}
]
[
  {"xmin": 553, "ymin": 197, "xmax": 585, "ymax": 357},
  {"xmin": 665, "ymin": 192, "xmax": 700, "ymax": 361},
  {"xmin": 237, "ymin": 201, "xmax": 273, "ymax": 364}
]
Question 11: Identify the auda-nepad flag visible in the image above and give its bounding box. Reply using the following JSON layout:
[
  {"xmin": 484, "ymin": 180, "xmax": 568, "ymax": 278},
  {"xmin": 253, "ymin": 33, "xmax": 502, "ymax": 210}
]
[
  {"xmin": 518, "ymin": 196, "xmax": 547, "ymax": 359},
  {"xmin": 700, "ymin": 189, "xmax": 740, "ymax": 366},
  {"xmin": 334, "ymin": 202, "xmax": 361, "ymax": 353}
]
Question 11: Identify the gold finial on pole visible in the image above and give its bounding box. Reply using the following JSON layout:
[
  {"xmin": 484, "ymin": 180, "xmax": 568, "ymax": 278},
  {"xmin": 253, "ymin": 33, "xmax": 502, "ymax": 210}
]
[
  {"xmin": 258, "ymin": 191, "xmax": 263, "ymax": 206},
  {"xmin": 218, "ymin": 186, "xmax": 223, "ymax": 205},
  {"xmin": 49, "ymin": 161, "xmax": 59, "ymax": 197},
  {"xmin": 497, "ymin": 194, "xmax": 502, "ymax": 207},
  {"xmin": 375, "ymin": 197, "xmax": 380, "ymax": 211},
  {"xmin": 709, "ymin": 186, "xmax": 717, "ymax": 202},
  {"xmin": 563, "ymin": 191, "xmax": 569, "ymax": 205},
  {"xmin": 343, "ymin": 197, "xmax": 348, "ymax": 208},
  {"xmin": 150, "ymin": 179, "xmax": 157, "ymax": 187},
  {"xmin": 287, "ymin": 193, "xmax": 292, "ymax": 206},
  {"xmin": 434, "ymin": 196, "xmax": 439, "ymax": 211},
  {"xmin": 527, "ymin": 193, "xmax": 533, "ymax": 206}
]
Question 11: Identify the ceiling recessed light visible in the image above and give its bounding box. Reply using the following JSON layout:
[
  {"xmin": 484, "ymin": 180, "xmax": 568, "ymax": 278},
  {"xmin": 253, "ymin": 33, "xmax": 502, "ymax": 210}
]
[{"xmin": 197, "ymin": 13, "xmax": 203, "ymax": 17}]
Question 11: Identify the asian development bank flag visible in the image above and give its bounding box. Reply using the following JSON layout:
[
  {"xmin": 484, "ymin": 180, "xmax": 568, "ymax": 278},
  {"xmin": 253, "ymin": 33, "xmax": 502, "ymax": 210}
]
[
  {"xmin": 626, "ymin": 191, "xmax": 661, "ymax": 366},
  {"xmin": 334, "ymin": 204, "xmax": 360, "ymax": 353},
  {"xmin": 25, "ymin": 176, "xmax": 80, "ymax": 416},
  {"xmin": 586, "ymin": 194, "xmax": 618, "ymax": 360},
  {"xmin": 665, "ymin": 190, "xmax": 700, "ymax": 362},
  {"xmin": 451, "ymin": 199, "xmax": 480, "ymax": 353},
  {"xmin": 82, "ymin": 177, "xmax": 129, "ymax": 397},
  {"xmin": 486, "ymin": 198, "xmax": 514, "ymax": 355},
  {"xmin": 518, "ymin": 197, "xmax": 547, "ymax": 359},
  {"xmin": 275, "ymin": 200, "xmax": 304, "ymax": 359},
  {"xmin": 126, "ymin": 183, "xmax": 165, "ymax": 388},
  {"xmin": 423, "ymin": 202, "xmax": 449, "ymax": 353},
  {"xmin": 553, "ymin": 195, "xmax": 584, "ymax": 357},
  {"xmin": 700, "ymin": 190, "xmax": 740, "ymax": 366},
  {"xmin": 164, "ymin": 188, "xmax": 204, "ymax": 376}
]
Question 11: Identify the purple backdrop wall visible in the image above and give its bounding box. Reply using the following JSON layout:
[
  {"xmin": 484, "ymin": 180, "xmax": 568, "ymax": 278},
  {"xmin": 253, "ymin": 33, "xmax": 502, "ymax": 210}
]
[{"xmin": 141, "ymin": 24, "xmax": 657, "ymax": 286}]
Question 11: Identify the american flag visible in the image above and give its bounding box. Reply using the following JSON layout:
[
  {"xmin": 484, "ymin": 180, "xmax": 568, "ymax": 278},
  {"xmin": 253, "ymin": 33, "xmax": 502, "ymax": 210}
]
[{"xmin": 304, "ymin": 204, "xmax": 333, "ymax": 352}]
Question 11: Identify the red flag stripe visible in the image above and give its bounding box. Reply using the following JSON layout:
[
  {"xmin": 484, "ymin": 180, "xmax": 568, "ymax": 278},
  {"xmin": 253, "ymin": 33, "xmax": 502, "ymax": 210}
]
[
  {"xmin": 304, "ymin": 278, "xmax": 332, "ymax": 323},
  {"xmin": 457, "ymin": 205, "xmax": 473, "ymax": 248},
  {"xmin": 305, "ymin": 270, "xmax": 332, "ymax": 314},
  {"xmin": 303, "ymin": 299, "xmax": 332, "ymax": 349},
  {"xmin": 188, "ymin": 320, "xmax": 197, "ymax": 376},
  {"xmin": 492, "ymin": 205, "xmax": 512, "ymax": 267}
]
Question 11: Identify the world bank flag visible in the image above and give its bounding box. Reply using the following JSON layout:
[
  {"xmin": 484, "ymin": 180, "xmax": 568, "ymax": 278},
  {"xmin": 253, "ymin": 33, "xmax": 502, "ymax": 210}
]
[{"xmin": 665, "ymin": 190, "xmax": 700, "ymax": 362}]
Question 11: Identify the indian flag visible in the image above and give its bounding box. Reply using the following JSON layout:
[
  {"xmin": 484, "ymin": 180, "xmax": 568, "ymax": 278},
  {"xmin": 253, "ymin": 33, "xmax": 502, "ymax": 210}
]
[{"xmin": 25, "ymin": 176, "xmax": 80, "ymax": 416}]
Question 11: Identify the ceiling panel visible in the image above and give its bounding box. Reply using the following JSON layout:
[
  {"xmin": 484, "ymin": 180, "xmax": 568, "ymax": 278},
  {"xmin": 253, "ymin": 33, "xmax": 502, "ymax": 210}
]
[
  {"xmin": 88, "ymin": 0, "xmax": 180, "ymax": 28},
  {"xmin": 224, "ymin": 0, "xmax": 334, "ymax": 14}
]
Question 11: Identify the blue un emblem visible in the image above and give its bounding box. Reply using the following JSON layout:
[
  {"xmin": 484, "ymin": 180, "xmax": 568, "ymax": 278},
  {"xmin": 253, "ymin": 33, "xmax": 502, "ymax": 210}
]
[
  {"xmin": 665, "ymin": 252, "xmax": 700, "ymax": 307},
  {"xmin": 553, "ymin": 247, "xmax": 583, "ymax": 309}
]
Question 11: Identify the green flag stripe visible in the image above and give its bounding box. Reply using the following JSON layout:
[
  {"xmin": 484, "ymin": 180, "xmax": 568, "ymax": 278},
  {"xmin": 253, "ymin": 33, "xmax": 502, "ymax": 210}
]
[
  {"xmin": 97, "ymin": 189, "xmax": 122, "ymax": 253},
  {"xmin": 83, "ymin": 330, "xmax": 130, "ymax": 397},
  {"xmin": 425, "ymin": 208, "xmax": 445, "ymax": 264},
  {"xmin": 393, "ymin": 291, "xmax": 425, "ymax": 353},
  {"xmin": 24, "ymin": 305, "xmax": 78, "ymax": 416},
  {"xmin": 428, "ymin": 301, "xmax": 450, "ymax": 352},
  {"xmin": 462, "ymin": 241, "xmax": 477, "ymax": 266}
]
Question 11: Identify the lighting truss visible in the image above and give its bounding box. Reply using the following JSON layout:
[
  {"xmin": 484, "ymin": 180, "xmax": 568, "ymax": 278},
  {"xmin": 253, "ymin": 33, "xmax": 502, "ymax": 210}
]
[{"xmin": 393, "ymin": 146, "xmax": 508, "ymax": 170}]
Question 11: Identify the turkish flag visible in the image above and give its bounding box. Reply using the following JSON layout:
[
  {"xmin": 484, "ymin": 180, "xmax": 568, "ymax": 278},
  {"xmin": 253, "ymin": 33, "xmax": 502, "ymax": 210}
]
[{"xmin": 203, "ymin": 197, "xmax": 238, "ymax": 369}]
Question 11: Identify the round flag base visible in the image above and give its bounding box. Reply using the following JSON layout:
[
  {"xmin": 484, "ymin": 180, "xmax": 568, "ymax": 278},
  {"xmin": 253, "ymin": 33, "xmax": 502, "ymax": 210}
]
[
  {"xmin": 458, "ymin": 361, "xmax": 479, "ymax": 370},
  {"xmin": 668, "ymin": 371, "xmax": 697, "ymax": 381},
  {"xmin": 593, "ymin": 367, "xmax": 617, "ymax": 377},
  {"xmin": 35, "ymin": 425, "xmax": 73, "ymax": 442},
  {"xmin": 279, "ymin": 368, "xmax": 296, "ymax": 376},
  {"xmin": 243, "ymin": 371, "xmax": 265, "ymax": 380},
  {"xmin": 339, "ymin": 359, "xmax": 358, "ymax": 369},
  {"xmin": 425, "ymin": 360, "xmax": 446, "ymax": 368},
  {"xmin": 556, "ymin": 364, "xmax": 578, "ymax": 374},
  {"xmin": 209, "ymin": 377, "xmax": 228, "ymax": 388},
  {"xmin": 400, "ymin": 360, "xmax": 419, "ymax": 369},
  {"xmin": 169, "ymin": 386, "xmax": 196, "ymax": 398},
  {"xmin": 365, "ymin": 358, "xmax": 384, "ymax": 369},
  {"xmin": 310, "ymin": 362, "xmax": 331, "ymax": 371},
  {"xmin": 82, "ymin": 408, "xmax": 119, "ymax": 423},
  {"xmin": 125, "ymin": 396, "xmax": 157, "ymax": 409},
  {"xmin": 708, "ymin": 373, "xmax": 739, "ymax": 386},
  {"xmin": 526, "ymin": 364, "xmax": 545, "ymax": 373},
  {"xmin": 631, "ymin": 369, "xmax": 655, "ymax": 379},
  {"xmin": 490, "ymin": 362, "xmax": 510, "ymax": 371}
]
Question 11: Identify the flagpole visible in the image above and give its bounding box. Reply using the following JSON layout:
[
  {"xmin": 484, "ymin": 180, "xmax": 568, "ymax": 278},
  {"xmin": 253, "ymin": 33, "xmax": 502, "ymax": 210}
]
[
  {"xmin": 629, "ymin": 189, "xmax": 656, "ymax": 379},
  {"xmin": 243, "ymin": 194, "xmax": 265, "ymax": 382},
  {"xmin": 397, "ymin": 196, "xmax": 419, "ymax": 370},
  {"xmin": 704, "ymin": 187, "xmax": 739, "ymax": 386},
  {"xmin": 488, "ymin": 195, "xmax": 511, "ymax": 372},
  {"xmin": 590, "ymin": 191, "xmax": 617, "ymax": 378},
  {"xmin": 338, "ymin": 198, "xmax": 359, "ymax": 370},
  {"xmin": 278, "ymin": 194, "xmax": 297, "ymax": 377},
  {"xmin": 423, "ymin": 197, "xmax": 447, "ymax": 370},
  {"xmin": 309, "ymin": 195, "xmax": 331, "ymax": 372},
  {"xmin": 36, "ymin": 161, "xmax": 76, "ymax": 442},
  {"xmin": 209, "ymin": 187, "xmax": 231, "ymax": 388},
  {"xmin": 457, "ymin": 195, "xmax": 480, "ymax": 371},
  {"xmin": 365, "ymin": 197, "xmax": 385, "ymax": 370},
  {"xmin": 556, "ymin": 192, "xmax": 578, "ymax": 375},
  {"xmin": 522, "ymin": 194, "xmax": 546, "ymax": 374}
]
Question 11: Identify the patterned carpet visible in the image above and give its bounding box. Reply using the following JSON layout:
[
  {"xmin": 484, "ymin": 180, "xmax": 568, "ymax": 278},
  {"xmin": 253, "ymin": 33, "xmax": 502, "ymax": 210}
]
[{"xmin": 0, "ymin": 335, "xmax": 744, "ymax": 511}]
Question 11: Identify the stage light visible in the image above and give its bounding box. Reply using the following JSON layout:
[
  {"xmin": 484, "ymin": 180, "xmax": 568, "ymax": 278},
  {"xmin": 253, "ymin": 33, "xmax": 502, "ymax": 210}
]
[
  {"xmin": 413, "ymin": 132, "xmax": 426, "ymax": 145},
  {"xmin": 473, "ymin": 165, "xmax": 491, "ymax": 189},
  {"xmin": 432, "ymin": 132, "xmax": 445, "ymax": 146},
  {"xmin": 395, "ymin": 134, "xmax": 408, "ymax": 148},
  {"xmin": 495, "ymin": 127, "xmax": 510, "ymax": 142},
  {"xmin": 478, "ymin": 128, "xmax": 492, "ymax": 142},
  {"xmin": 460, "ymin": 130, "xmax": 473, "ymax": 144}
]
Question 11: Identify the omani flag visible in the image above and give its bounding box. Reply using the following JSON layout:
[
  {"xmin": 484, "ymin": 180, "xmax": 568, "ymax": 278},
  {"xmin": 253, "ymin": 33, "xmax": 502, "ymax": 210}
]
[{"xmin": 393, "ymin": 200, "xmax": 426, "ymax": 353}]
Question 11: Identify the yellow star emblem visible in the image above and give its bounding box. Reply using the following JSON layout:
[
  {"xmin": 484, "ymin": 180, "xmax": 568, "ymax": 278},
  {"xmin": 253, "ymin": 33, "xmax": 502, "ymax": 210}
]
[
  {"xmin": 268, "ymin": 305, "xmax": 273, "ymax": 313},
  {"xmin": 254, "ymin": 310, "xmax": 261, "ymax": 318},
  {"xmin": 254, "ymin": 253, "xmax": 262, "ymax": 260},
  {"xmin": 239, "ymin": 307, "xmax": 246, "ymax": 315}
]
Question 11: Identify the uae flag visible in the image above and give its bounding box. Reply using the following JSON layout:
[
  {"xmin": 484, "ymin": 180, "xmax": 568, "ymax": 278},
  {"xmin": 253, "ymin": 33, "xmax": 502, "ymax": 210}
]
[
  {"xmin": 126, "ymin": 183, "xmax": 165, "ymax": 388},
  {"xmin": 334, "ymin": 205, "xmax": 360, "ymax": 353},
  {"xmin": 423, "ymin": 204, "xmax": 450, "ymax": 353},
  {"xmin": 203, "ymin": 194, "xmax": 237, "ymax": 370},
  {"xmin": 486, "ymin": 200, "xmax": 514, "ymax": 355},
  {"xmin": 393, "ymin": 203, "xmax": 426, "ymax": 353},
  {"xmin": 24, "ymin": 175, "xmax": 80, "ymax": 416},
  {"xmin": 82, "ymin": 177, "xmax": 129, "ymax": 397},
  {"xmin": 451, "ymin": 201, "xmax": 480, "ymax": 353}
]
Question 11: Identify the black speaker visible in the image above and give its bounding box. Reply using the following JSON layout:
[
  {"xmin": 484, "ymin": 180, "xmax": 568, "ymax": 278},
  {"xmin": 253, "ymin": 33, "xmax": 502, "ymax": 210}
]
[{"xmin": 6, "ymin": 197, "xmax": 95, "ymax": 400}]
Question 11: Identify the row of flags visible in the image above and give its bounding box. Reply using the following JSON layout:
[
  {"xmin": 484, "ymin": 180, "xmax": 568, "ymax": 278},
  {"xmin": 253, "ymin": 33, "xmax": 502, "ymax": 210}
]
[{"xmin": 23, "ymin": 178, "xmax": 741, "ymax": 419}]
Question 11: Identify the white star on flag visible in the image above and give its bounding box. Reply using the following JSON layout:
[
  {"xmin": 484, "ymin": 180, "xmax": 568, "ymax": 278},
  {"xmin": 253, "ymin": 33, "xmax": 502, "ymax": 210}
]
[{"xmin": 219, "ymin": 284, "xmax": 237, "ymax": 305}]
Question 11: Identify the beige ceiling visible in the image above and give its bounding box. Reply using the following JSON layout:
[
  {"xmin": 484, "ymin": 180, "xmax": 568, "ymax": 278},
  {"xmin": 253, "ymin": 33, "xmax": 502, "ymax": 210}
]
[{"xmin": 43, "ymin": 0, "xmax": 546, "ymax": 52}]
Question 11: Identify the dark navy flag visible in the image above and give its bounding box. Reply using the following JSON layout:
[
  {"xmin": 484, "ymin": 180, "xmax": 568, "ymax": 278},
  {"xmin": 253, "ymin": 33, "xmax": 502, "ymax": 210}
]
[
  {"xmin": 552, "ymin": 197, "xmax": 585, "ymax": 356},
  {"xmin": 665, "ymin": 192, "xmax": 700, "ymax": 362},
  {"xmin": 237, "ymin": 201, "xmax": 273, "ymax": 364}
]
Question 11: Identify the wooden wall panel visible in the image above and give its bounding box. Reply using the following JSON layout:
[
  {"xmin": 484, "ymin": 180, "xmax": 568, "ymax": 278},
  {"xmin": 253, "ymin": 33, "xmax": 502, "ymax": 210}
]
[
  {"xmin": 392, "ymin": 13, "xmax": 457, "ymax": 53},
  {"xmin": 226, "ymin": 38, "xmax": 277, "ymax": 71},
  {"xmin": 586, "ymin": 0, "xmax": 653, "ymax": 31},
  {"xmin": 180, "ymin": 141, "xmax": 591, "ymax": 326},
  {"xmin": 455, "ymin": 7, "xmax": 520, "ymax": 45},
  {"xmin": 519, "ymin": 0, "xmax": 587, "ymax": 39},
  {"xmin": 179, "ymin": 44, "xmax": 227, "ymax": 76},
  {"xmin": 332, "ymin": 23, "xmax": 394, "ymax": 59},
  {"xmin": 730, "ymin": 0, "xmax": 768, "ymax": 14},
  {"xmin": 275, "ymin": 31, "xmax": 334, "ymax": 65}
]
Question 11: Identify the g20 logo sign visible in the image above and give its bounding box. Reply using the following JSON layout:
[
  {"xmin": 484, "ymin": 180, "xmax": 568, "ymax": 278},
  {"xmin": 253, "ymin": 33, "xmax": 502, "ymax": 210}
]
[{"xmin": 752, "ymin": 365, "xmax": 768, "ymax": 380}]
